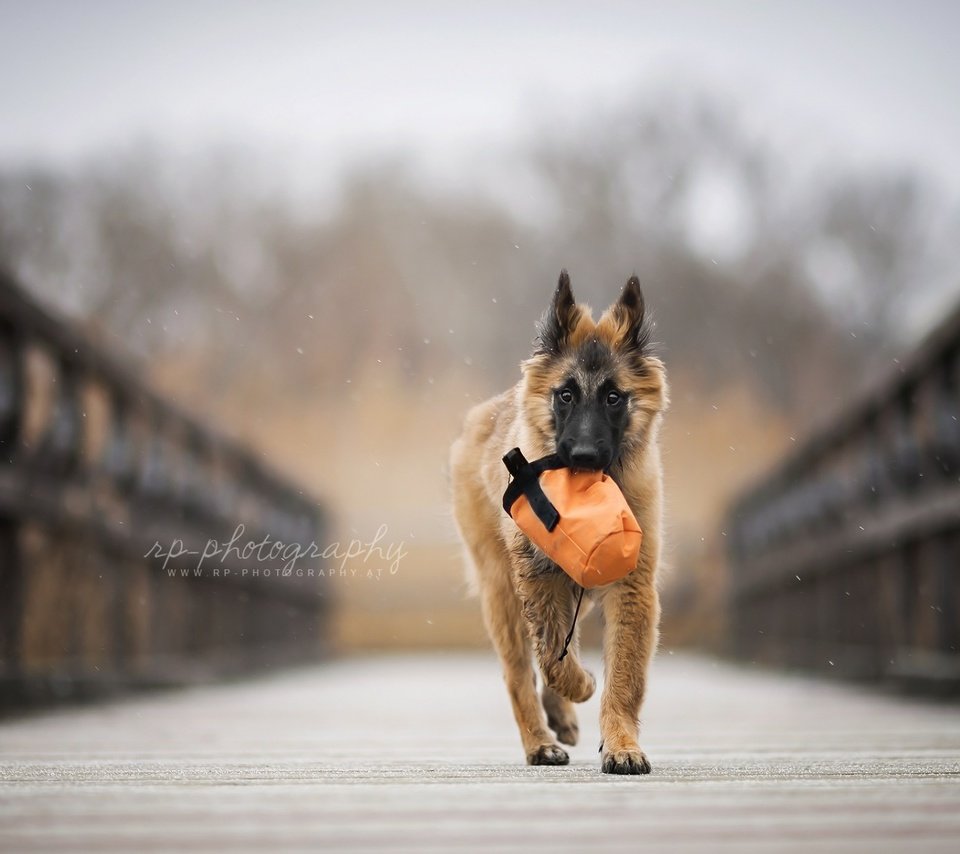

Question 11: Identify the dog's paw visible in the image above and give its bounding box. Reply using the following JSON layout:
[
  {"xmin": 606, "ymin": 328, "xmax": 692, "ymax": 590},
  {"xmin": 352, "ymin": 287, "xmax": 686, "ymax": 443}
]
[
  {"xmin": 546, "ymin": 667, "xmax": 595, "ymax": 704},
  {"xmin": 545, "ymin": 702, "xmax": 579, "ymax": 745},
  {"xmin": 527, "ymin": 744, "xmax": 570, "ymax": 766},
  {"xmin": 601, "ymin": 748, "xmax": 651, "ymax": 775},
  {"xmin": 543, "ymin": 689, "xmax": 580, "ymax": 746},
  {"xmin": 571, "ymin": 670, "xmax": 596, "ymax": 704},
  {"xmin": 552, "ymin": 720, "xmax": 579, "ymax": 746}
]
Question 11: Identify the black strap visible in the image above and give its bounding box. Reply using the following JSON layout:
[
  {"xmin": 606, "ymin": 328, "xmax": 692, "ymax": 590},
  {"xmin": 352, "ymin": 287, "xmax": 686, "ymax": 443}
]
[
  {"xmin": 558, "ymin": 585, "xmax": 585, "ymax": 662},
  {"xmin": 501, "ymin": 448, "xmax": 565, "ymax": 532}
]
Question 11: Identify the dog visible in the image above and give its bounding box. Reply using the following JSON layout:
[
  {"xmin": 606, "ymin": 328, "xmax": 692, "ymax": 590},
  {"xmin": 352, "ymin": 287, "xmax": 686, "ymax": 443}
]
[{"xmin": 450, "ymin": 271, "xmax": 668, "ymax": 774}]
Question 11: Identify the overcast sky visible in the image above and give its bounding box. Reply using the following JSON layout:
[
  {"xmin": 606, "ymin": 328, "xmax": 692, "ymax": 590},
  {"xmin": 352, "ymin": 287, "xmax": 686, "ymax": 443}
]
[{"xmin": 1, "ymin": 0, "xmax": 959, "ymax": 198}]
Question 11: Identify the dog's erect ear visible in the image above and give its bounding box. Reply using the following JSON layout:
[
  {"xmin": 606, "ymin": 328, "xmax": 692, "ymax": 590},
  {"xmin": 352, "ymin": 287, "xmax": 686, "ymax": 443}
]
[
  {"xmin": 608, "ymin": 275, "xmax": 651, "ymax": 355},
  {"xmin": 536, "ymin": 270, "xmax": 578, "ymax": 355}
]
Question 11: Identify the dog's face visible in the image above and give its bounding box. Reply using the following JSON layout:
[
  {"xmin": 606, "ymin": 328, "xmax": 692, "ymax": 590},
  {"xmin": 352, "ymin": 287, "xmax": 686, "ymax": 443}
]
[{"xmin": 521, "ymin": 271, "xmax": 668, "ymax": 472}]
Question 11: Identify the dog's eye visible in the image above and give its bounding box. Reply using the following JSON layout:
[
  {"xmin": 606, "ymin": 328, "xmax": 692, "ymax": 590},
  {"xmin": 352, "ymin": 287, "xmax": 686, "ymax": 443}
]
[
  {"xmin": 606, "ymin": 391, "xmax": 623, "ymax": 407},
  {"xmin": 557, "ymin": 389, "xmax": 574, "ymax": 405}
]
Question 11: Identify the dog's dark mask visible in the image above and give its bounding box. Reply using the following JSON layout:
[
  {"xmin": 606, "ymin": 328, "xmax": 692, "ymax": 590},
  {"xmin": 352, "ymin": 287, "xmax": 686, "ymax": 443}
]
[{"xmin": 552, "ymin": 340, "xmax": 629, "ymax": 472}]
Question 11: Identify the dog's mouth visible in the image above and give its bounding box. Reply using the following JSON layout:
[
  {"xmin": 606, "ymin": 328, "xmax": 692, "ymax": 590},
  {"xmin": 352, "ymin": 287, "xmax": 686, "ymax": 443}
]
[
  {"xmin": 561, "ymin": 459, "xmax": 613, "ymax": 475},
  {"xmin": 562, "ymin": 454, "xmax": 619, "ymax": 475},
  {"xmin": 555, "ymin": 445, "xmax": 615, "ymax": 473}
]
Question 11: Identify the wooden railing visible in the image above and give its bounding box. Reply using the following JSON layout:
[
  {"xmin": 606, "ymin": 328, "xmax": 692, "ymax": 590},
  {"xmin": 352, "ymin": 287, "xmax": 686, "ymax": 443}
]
[
  {"xmin": 726, "ymin": 299, "xmax": 960, "ymax": 692},
  {"xmin": 0, "ymin": 270, "xmax": 331, "ymax": 707}
]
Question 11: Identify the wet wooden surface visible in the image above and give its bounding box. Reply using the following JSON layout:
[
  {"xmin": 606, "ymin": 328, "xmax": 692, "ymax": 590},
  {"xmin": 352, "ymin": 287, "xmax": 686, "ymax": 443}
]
[{"xmin": 1, "ymin": 652, "xmax": 959, "ymax": 851}]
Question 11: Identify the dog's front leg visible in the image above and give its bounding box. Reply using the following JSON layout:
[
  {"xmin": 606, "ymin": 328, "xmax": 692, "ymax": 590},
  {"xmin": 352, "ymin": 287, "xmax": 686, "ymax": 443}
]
[
  {"xmin": 598, "ymin": 565, "xmax": 659, "ymax": 775},
  {"xmin": 513, "ymin": 553, "xmax": 595, "ymax": 704}
]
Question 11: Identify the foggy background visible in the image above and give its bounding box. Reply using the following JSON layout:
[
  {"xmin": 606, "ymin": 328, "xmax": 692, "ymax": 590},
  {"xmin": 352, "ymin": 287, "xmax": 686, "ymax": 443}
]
[{"xmin": 2, "ymin": 0, "xmax": 958, "ymax": 650}]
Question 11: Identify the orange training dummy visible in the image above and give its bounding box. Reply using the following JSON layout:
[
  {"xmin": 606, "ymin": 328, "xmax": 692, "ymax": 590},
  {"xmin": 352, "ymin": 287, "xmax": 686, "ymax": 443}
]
[{"xmin": 501, "ymin": 447, "xmax": 642, "ymax": 588}]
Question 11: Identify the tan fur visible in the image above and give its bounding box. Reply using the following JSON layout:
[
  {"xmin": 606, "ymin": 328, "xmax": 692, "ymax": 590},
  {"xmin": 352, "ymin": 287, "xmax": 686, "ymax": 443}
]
[{"xmin": 450, "ymin": 275, "xmax": 669, "ymax": 772}]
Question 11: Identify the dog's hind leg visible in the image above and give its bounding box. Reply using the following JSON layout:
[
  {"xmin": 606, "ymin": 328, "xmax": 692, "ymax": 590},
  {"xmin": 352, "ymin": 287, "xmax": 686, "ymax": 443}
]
[
  {"xmin": 472, "ymin": 539, "xmax": 569, "ymax": 766},
  {"xmin": 542, "ymin": 685, "xmax": 579, "ymax": 746}
]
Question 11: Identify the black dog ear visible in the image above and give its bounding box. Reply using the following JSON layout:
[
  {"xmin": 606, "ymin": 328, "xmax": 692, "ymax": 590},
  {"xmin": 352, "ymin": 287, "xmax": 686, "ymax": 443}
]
[
  {"xmin": 612, "ymin": 275, "xmax": 651, "ymax": 354},
  {"xmin": 536, "ymin": 270, "xmax": 578, "ymax": 355}
]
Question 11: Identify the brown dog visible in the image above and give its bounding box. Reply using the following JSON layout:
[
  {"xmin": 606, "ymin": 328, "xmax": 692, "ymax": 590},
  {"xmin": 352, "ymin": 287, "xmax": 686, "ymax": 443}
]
[{"xmin": 450, "ymin": 271, "xmax": 668, "ymax": 774}]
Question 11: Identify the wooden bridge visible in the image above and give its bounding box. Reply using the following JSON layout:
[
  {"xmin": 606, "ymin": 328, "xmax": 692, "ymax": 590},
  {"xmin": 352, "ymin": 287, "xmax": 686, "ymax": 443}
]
[
  {"xmin": 1, "ymin": 652, "xmax": 958, "ymax": 851},
  {"xmin": 1, "ymin": 272, "xmax": 959, "ymax": 849}
]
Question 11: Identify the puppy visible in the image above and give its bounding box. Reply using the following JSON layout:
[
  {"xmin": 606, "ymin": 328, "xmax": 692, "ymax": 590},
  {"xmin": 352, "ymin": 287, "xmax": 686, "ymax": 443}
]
[{"xmin": 450, "ymin": 271, "xmax": 668, "ymax": 773}]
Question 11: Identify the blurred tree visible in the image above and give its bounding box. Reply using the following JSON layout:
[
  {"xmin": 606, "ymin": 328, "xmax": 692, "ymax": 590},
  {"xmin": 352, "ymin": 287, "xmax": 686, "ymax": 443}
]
[
  {"xmin": 813, "ymin": 173, "xmax": 944, "ymax": 347},
  {"xmin": 1, "ymin": 92, "xmax": 954, "ymax": 428}
]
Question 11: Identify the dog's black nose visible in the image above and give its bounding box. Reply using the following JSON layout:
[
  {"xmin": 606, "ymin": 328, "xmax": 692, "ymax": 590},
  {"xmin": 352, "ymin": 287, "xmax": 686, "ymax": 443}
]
[{"xmin": 568, "ymin": 446, "xmax": 604, "ymax": 471}]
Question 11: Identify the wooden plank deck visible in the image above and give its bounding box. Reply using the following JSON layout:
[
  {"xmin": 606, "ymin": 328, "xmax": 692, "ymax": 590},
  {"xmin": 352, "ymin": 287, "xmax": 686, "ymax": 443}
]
[{"xmin": 1, "ymin": 652, "xmax": 959, "ymax": 852}]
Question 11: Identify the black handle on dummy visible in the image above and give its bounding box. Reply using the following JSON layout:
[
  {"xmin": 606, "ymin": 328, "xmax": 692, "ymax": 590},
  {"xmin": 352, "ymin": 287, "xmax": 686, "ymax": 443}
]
[{"xmin": 501, "ymin": 447, "xmax": 562, "ymax": 532}]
